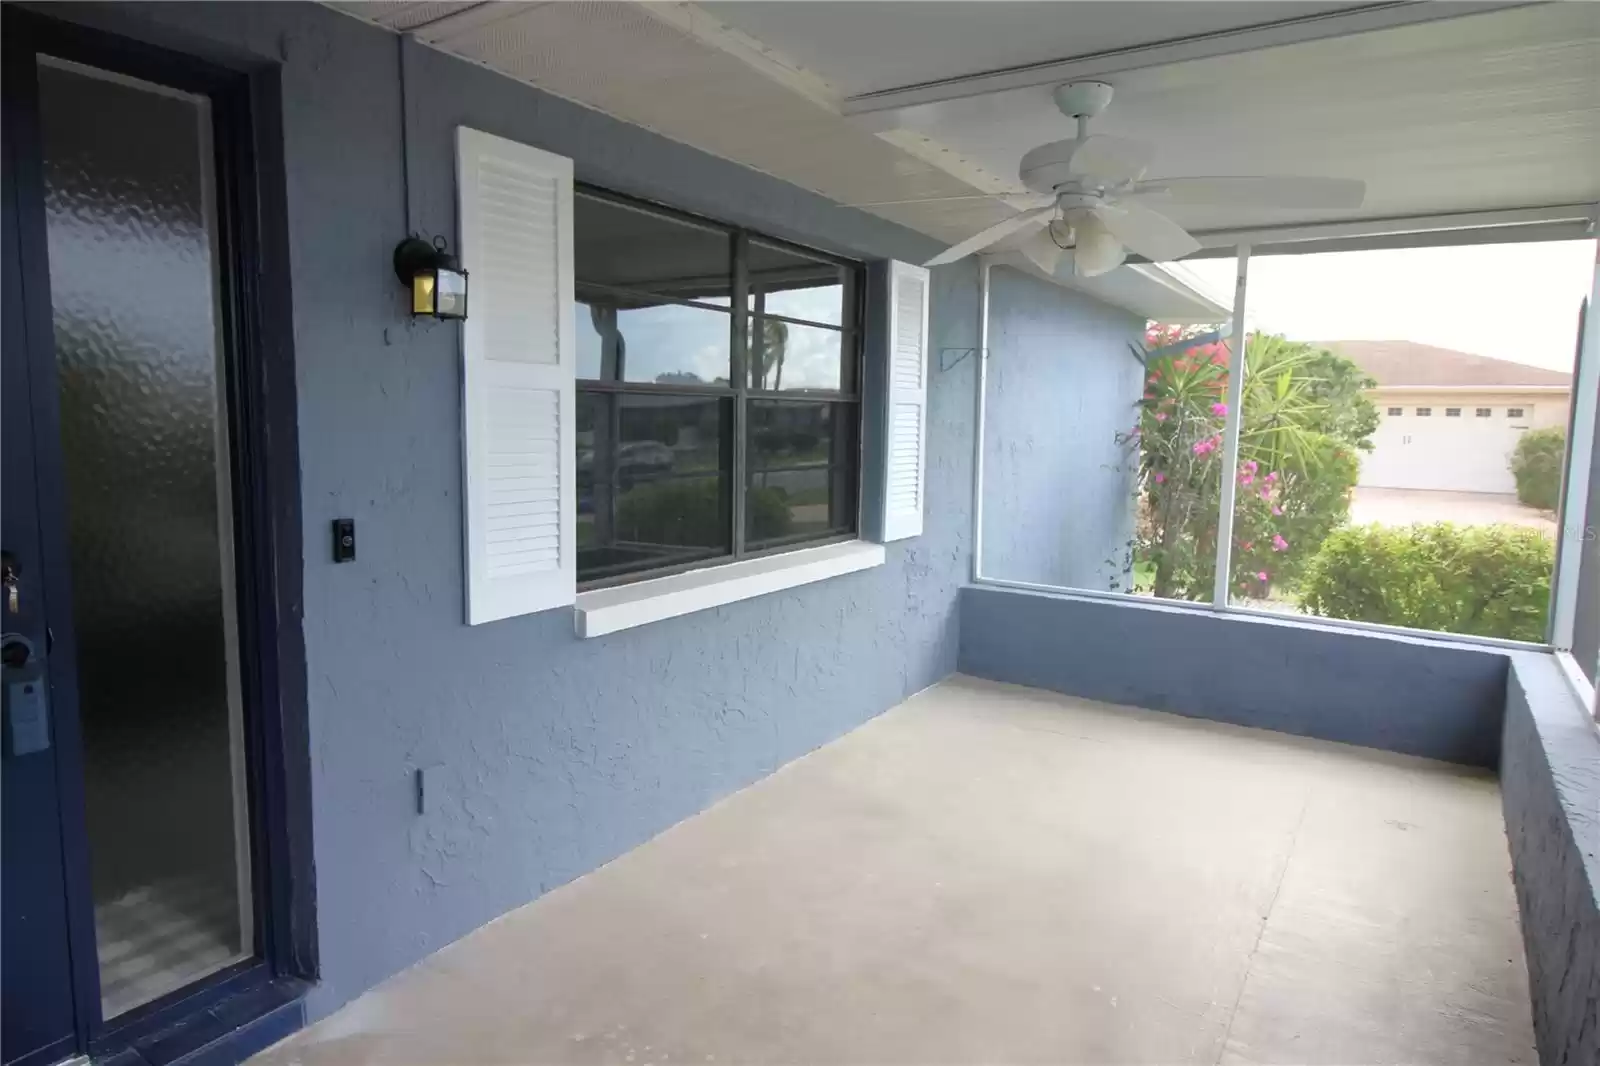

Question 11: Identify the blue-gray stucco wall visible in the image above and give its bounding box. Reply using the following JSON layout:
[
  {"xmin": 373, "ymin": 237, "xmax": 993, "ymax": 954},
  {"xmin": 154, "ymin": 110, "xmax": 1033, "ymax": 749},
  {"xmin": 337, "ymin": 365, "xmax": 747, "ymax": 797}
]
[
  {"xmin": 1501, "ymin": 654, "xmax": 1600, "ymax": 1065},
  {"xmin": 958, "ymin": 584, "xmax": 1509, "ymax": 767},
  {"xmin": 52, "ymin": 0, "xmax": 987, "ymax": 1020},
  {"xmin": 980, "ymin": 267, "xmax": 1144, "ymax": 590}
]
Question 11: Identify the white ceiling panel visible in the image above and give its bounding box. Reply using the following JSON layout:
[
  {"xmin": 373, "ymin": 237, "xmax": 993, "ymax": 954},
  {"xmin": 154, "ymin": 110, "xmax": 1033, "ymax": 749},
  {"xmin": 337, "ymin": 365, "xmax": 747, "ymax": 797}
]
[
  {"xmin": 702, "ymin": 1, "xmax": 1369, "ymax": 97},
  {"xmin": 890, "ymin": 2, "xmax": 1600, "ymax": 233},
  {"xmin": 330, "ymin": 0, "xmax": 1019, "ymax": 247},
  {"xmin": 329, "ymin": 1, "xmax": 1598, "ymax": 282}
]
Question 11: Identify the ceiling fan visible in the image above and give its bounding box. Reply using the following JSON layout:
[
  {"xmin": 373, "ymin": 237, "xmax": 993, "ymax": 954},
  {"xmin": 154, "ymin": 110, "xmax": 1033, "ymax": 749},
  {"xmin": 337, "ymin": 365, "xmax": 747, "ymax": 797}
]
[{"xmin": 864, "ymin": 82, "xmax": 1366, "ymax": 278}]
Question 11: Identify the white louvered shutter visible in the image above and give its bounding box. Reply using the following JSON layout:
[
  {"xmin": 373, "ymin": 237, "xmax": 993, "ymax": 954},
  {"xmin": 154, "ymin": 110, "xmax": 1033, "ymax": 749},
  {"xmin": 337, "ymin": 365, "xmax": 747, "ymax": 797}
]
[
  {"xmin": 457, "ymin": 128, "xmax": 576, "ymax": 624},
  {"xmin": 881, "ymin": 261, "xmax": 930, "ymax": 541}
]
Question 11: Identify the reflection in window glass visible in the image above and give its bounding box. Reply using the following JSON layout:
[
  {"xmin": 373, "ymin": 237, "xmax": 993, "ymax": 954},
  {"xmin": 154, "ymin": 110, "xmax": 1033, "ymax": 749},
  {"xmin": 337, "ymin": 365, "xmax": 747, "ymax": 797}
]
[
  {"xmin": 749, "ymin": 400, "xmax": 836, "ymax": 465},
  {"xmin": 748, "ymin": 240, "xmax": 848, "ymax": 326},
  {"xmin": 574, "ymin": 193, "xmax": 730, "ymax": 302},
  {"xmin": 747, "ymin": 400, "xmax": 853, "ymax": 546},
  {"xmin": 749, "ymin": 317, "xmax": 845, "ymax": 392},
  {"xmin": 576, "ymin": 392, "xmax": 731, "ymax": 583},
  {"xmin": 576, "ymin": 293, "xmax": 731, "ymax": 385}
]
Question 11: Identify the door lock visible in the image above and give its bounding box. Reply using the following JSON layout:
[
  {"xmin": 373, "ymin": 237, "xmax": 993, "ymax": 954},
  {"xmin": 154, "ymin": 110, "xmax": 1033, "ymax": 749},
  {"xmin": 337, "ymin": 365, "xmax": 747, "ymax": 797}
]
[
  {"xmin": 2, "ymin": 633, "xmax": 49, "ymax": 756},
  {"xmin": 1, "ymin": 550, "xmax": 18, "ymax": 614}
]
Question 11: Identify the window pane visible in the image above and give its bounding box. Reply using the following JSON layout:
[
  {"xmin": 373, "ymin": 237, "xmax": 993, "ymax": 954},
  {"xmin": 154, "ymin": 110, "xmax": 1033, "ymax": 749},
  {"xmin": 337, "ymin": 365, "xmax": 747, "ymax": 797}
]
[
  {"xmin": 574, "ymin": 193, "xmax": 731, "ymax": 302},
  {"xmin": 577, "ymin": 392, "xmax": 731, "ymax": 582},
  {"xmin": 749, "ymin": 318, "xmax": 846, "ymax": 392},
  {"xmin": 576, "ymin": 292, "xmax": 731, "ymax": 385},
  {"xmin": 748, "ymin": 240, "xmax": 850, "ymax": 327},
  {"xmin": 747, "ymin": 401, "xmax": 855, "ymax": 546},
  {"xmin": 749, "ymin": 468, "xmax": 850, "ymax": 544},
  {"xmin": 749, "ymin": 400, "xmax": 838, "ymax": 467}
]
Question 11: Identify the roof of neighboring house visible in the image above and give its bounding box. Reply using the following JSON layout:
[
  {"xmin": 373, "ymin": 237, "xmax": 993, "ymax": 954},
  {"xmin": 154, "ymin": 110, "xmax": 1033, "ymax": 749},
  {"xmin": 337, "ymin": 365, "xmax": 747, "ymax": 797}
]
[{"xmin": 1313, "ymin": 340, "xmax": 1572, "ymax": 389}]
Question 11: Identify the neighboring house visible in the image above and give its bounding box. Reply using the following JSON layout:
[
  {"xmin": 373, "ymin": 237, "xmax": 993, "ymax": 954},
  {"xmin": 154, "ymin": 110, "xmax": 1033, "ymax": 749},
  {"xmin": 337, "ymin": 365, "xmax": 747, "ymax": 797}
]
[{"xmin": 1318, "ymin": 339, "xmax": 1572, "ymax": 495}]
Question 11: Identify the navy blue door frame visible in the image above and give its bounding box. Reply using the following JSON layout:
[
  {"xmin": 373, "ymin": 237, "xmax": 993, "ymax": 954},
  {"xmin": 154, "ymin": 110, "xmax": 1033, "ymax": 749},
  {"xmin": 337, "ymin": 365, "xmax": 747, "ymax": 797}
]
[{"xmin": 0, "ymin": 8, "xmax": 315, "ymax": 1062}]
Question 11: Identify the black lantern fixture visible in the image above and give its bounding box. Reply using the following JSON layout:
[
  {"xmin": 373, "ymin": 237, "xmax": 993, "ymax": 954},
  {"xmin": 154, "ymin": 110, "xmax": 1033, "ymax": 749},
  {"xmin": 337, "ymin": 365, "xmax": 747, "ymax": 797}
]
[{"xmin": 393, "ymin": 235, "xmax": 468, "ymax": 320}]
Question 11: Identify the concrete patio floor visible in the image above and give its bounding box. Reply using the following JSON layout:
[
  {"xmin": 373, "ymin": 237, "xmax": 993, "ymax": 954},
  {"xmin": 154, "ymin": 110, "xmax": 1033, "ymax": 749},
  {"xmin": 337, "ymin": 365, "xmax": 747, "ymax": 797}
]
[{"xmin": 254, "ymin": 676, "xmax": 1535, "ymax": 1065}]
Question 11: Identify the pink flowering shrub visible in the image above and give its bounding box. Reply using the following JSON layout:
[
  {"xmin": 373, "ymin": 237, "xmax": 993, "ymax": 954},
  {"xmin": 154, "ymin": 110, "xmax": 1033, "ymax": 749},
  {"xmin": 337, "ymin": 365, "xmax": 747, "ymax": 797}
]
[{"xmin": 1114, "ymin": 327, "xmax": 1377, "ymax": 600}]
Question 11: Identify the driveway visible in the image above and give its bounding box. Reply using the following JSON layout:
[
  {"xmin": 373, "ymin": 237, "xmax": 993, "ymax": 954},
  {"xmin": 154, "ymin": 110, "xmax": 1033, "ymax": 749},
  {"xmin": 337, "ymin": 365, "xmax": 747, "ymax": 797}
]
[{"xmin": 1349, "ymin": 487, "xmax": 1556, "ymax": 534}]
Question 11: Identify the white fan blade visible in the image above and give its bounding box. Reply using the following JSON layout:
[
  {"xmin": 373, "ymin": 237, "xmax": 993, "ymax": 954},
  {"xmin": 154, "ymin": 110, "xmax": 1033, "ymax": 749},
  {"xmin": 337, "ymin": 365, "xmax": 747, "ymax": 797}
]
[
  {"xmin": 1067, "ymin": 134, "xmax": 1154, "ymax": 183},
  {"xmin": 1020, "ymin": 231, "xmax": 1063, "ymax": 275},
  {"xmin": 923, "ymin": 206, "xmax": 1054, "ymax": 267},
  {"xmin": 1095, "ymin": 201, "xmax": 1200, "ymax": 263},
  {"xmin": 1132, "ymin": 176, "xmax": 1366, "ymax": 209}
]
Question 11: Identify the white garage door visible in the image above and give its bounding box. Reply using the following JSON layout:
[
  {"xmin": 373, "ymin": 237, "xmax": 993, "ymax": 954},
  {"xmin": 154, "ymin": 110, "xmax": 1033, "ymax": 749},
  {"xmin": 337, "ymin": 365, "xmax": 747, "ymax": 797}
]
[{"xmin": 1360, "ymin": 409, "xmax": 1529, "ymax": 493}]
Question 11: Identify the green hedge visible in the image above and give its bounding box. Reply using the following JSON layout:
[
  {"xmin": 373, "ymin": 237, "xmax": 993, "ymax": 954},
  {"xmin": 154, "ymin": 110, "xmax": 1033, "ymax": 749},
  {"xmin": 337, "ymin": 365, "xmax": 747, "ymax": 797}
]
[
  {"xmin": 1297, "ymin": 523, "xmax": 1552, "ymax": 642},
  {"xmin": 1510, "ymin": 426, "xmax": 1565, "ymax": 511}
]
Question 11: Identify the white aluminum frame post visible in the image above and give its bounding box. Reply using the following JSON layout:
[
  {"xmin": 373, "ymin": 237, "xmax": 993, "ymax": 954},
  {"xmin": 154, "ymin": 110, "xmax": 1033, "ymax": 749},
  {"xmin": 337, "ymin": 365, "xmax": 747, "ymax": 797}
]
[
  {"xmin": 1211, "ymin": 245, "xmax": 1251, "ymax": 607},
  {"xmin": 1549, "ymin": 241, "xmax": 1600, "ymax": 652}
]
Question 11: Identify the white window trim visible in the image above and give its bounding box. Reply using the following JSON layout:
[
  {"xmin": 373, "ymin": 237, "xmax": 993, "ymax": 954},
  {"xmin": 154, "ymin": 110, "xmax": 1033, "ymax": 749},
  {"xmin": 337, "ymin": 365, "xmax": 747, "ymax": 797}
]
[{"xmin": 575, "ymin": 540, "xmax": 885, "ymax": 638}]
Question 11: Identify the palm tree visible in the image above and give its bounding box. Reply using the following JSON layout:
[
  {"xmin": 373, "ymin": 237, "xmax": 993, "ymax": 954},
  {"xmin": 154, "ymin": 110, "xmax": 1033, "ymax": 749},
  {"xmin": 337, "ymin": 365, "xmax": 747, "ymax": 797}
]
[{"xmin": 757, "ymin": 318, "xmax": 788, "ymax": 390}]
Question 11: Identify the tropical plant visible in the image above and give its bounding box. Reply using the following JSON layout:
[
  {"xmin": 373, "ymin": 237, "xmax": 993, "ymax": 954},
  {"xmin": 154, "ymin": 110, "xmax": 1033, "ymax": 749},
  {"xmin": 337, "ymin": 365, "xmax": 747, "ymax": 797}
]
[
  {"xmin": 754, "ymin": 318, "xmax": 789, "ymax": 390},
  {"xmin": 1123, "ymin": 328, "xmax": 1377, "ymax": 600},
  {"xmin": 1298, "ymin": 522, "xmax": 1552, "ymax": 642},
  {"xmin": 1510, "ymin": 426, "xmax": 1565, "ymax": 511}
]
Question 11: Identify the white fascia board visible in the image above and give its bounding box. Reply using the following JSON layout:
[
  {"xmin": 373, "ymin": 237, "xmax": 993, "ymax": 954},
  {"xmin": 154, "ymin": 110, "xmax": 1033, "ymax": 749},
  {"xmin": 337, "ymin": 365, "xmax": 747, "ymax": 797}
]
[{"xmin": 991, "ymin": 250, "xmax": 1231, "ymax": 323}]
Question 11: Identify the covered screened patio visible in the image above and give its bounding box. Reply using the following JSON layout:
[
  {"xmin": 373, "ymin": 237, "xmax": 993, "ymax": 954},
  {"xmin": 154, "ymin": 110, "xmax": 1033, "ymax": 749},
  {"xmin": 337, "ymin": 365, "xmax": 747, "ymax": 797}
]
[{"xmin": 1, "ymin": 3, "xmax": 1593, "ymax": 1066}]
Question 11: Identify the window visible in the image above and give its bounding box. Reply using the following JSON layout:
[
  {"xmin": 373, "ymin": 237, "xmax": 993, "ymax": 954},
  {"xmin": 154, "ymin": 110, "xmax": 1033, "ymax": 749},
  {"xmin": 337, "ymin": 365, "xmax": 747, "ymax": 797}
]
[
  {"xmin": 573, "ymin": 188, "xmax": 862, "ymax": 587},
  {"xmin": 1416, "ymin": 407, "xmax": 1432, "ymax": 416},
  {"xmin": 1445, "ymin": 407, "xmax": 1461, "ymax": 417},
  {"xmin": 1476, "ymin": 408, "xmax": 1492, "ymax": 417},
  {"xmin": 1508, "ymin": 407, "xmax": 1526, "ymax": 419},
  {"xmin": 1387, "ymin": 406, "xmax": 1403, "ymax": 417}
]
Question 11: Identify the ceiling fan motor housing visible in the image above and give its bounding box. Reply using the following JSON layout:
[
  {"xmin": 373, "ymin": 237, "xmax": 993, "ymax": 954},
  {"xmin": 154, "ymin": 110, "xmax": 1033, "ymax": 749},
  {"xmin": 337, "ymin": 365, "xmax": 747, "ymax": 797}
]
[
  {"xmin": 1019, "ymin": 139, "xmax": 1099, "ymax": 196},
  {"xmin": 1053, "ymin": 80, "xmax": 1114, "ymax": 118}
]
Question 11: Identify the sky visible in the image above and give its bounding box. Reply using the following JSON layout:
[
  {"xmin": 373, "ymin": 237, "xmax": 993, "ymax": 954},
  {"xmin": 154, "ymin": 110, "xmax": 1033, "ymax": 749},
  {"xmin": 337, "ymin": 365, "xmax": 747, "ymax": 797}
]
[{"xmin": 1184, "ymin": 239, "xmax": 1597, "ymax": 372}]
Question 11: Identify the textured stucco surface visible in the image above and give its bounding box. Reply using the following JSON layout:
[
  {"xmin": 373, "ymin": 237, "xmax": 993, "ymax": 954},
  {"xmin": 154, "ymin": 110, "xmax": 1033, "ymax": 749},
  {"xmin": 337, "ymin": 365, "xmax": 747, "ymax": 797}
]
[
  {"xmin": 1501, "ymin": 653, "xmax": 1600, "ymax": 1065},
  {"xmin": 55, "ymin": 1, "xmax": 984, "ymax": 1020},
  {"xmin": 980, "ymin": 266, "xmax": 1144, "ymax": 590},
  {"xmin": 958, "ymin": 585, "xmax": 1509, "ymax": 767}
]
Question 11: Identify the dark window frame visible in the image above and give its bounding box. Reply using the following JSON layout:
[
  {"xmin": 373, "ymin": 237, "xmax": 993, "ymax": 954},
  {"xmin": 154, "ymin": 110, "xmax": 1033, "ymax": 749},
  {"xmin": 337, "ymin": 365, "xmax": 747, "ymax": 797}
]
[
  {"xmin": 1445, "ymin": 407, "xmax": 1462, "ymax": 417},
  {"xmin": 1475, "ymin": 407, "xmax": 1492, "ymax": 417},
  {"xmin": 1508, "ymin": 407, "xmax": 1527, "ymax": 418},
  {"xmin": 1386, "ymin": 406, "xmax": 1403, "ymax": 416},
  {"xmin": 573, "ymin": 185, "xmax": 865, "ymax": 590},
  {"xmin": 1416, "ymin": 407, "xmax": 1433, "ymax": 416}
]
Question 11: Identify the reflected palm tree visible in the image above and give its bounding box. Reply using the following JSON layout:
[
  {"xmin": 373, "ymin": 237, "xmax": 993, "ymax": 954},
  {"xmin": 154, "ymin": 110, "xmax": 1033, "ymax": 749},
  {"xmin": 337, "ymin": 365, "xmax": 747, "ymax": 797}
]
[{"xmin": 757, "ymin": 318, "xmax": 788, "ymax": 390}]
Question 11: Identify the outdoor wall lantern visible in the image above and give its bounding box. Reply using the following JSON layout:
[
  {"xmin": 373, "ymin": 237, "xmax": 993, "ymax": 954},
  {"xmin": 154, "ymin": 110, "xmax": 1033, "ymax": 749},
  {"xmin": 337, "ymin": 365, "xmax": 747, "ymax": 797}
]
[{"xmin": 393, "ymin": 235, "xmax": 468, "ymax": 320}]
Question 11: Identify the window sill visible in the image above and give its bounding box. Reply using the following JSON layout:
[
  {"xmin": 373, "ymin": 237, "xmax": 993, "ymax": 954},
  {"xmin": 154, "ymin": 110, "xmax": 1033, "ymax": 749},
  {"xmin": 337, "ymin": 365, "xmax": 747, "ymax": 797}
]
[{"xmin": 575, "ymin": 540, "xmax": 886, "ymax": 638}]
